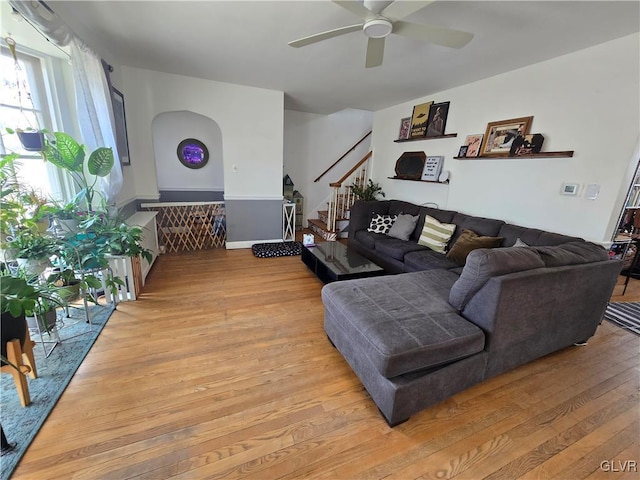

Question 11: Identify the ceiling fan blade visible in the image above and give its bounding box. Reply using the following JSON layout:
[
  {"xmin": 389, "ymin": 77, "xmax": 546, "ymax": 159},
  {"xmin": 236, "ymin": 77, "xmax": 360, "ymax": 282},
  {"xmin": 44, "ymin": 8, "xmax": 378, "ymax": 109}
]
[
  {"xmin": 393, "ymin": 21, "xmax": 474, "ymax": 48},
  {"xmin": 381, "ymin": 1, "xmax": 435, "ymax": 20},
  {"xmin": 365, "ymin": 37, "xmax": 385, "ymax": 68},
  {"xmin": 332, "ymin": 1, "xmax": 371, "ymax": 19},
  {"xmin": 288, "ymin": 24, "xmax": 363, "ymax": 48}
]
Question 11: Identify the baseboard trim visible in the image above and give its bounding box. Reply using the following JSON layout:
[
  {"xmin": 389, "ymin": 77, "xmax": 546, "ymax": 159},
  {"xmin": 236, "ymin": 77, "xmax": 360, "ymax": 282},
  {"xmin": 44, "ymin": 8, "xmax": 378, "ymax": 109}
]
[{"xmin": 226, "ymin": 239, "xmax": 283, "ymax": 250}]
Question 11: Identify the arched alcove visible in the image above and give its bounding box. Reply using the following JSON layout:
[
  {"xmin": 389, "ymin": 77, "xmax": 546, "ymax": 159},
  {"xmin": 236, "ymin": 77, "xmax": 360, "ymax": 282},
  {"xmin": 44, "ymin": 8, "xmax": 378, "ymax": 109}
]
[{"xmin": 151, "ymin": 111, "xmax": 224, "ymax": 201}]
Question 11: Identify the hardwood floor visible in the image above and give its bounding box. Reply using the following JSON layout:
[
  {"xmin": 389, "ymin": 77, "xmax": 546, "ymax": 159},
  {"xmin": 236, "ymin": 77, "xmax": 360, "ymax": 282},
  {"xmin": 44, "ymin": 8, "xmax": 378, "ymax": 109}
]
[{"xmin": 12, "ymin": 248, "xmax": 640, "ymax": 479}]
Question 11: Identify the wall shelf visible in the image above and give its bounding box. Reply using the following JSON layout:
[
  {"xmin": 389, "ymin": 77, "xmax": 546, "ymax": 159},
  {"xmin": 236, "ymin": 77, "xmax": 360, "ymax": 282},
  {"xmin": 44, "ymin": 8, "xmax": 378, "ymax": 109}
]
[
  {"xmin": 394, "ymin": 133, "xmax": 457, "ymax": 143},
  {"xmin": 454, "ymin": 150, "xmax": 574, "ymax": 160},
  {"xmin": 388, "ymin": 176, "xmax": 449, "ymax": 184}
]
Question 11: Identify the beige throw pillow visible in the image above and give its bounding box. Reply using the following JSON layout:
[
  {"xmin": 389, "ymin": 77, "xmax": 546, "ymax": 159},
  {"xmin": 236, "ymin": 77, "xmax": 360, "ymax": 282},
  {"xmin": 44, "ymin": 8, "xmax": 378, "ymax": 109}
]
[{"xmin": 418, "ymin": 215, "xmax": 457, "ymax": 253}]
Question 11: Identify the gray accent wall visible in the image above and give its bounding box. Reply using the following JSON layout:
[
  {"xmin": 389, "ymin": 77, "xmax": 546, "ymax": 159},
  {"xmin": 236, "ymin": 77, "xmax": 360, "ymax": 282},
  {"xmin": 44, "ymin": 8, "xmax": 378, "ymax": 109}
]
[
  {"xmin": 225, "ymin": 199, "xmax": 282, "ymax": 242},
  {"xmin": 159, "ymin": 190, "xmax": 224, "ymax": 202}
]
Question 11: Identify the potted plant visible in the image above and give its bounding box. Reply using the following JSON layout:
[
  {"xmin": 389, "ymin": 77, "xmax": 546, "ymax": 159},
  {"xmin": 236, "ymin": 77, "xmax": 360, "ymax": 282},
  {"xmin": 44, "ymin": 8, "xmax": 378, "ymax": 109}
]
[
  {"xmin": 19, "ymin": 187, "xmax": 54, "ymax": 233},
  {"xmin": 0, "ymin": 268, "xmax": 60, "ymax": 361},
  {"xmin": 350, "ymin": 179, "xmax": 385, "ymax": 201},
  {"xmin": 41, "ymin": 132, "xmax": 114, "ymax": 211},
  {"xmin": 25, "ymin": 297, "xmax": 58, "ymax": 334},
  {"xmin": 6, "ymin": 231, "xmax": 58, "ymax": 277},
  {"xmin": 8, "ymin": 127, "xmax": 46, "ymax": 152},
  {"xmin": 46, "ymin": 267, "xmax": 82, "ymax": 303}
]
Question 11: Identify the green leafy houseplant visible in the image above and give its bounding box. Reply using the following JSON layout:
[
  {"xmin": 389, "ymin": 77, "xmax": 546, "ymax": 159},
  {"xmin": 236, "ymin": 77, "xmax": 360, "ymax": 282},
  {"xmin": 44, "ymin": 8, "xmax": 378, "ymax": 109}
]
[
  {"xmin": 6, "ymin": 231, "xmax": 58, "ymax": 261},
  {"xmin": 41, "ymin": 132, "xmax": 114, "ymax": 210},
  {"xmin": 350, "ymin": 179, "xmax": 385, "ymax": 201}
]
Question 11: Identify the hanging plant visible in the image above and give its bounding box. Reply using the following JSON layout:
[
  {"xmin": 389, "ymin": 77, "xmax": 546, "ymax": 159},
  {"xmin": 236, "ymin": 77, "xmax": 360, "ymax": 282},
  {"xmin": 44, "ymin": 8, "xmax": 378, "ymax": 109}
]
[{"xmin": 16, "ymin": 128, "xmax": 45, "ymax": 152}]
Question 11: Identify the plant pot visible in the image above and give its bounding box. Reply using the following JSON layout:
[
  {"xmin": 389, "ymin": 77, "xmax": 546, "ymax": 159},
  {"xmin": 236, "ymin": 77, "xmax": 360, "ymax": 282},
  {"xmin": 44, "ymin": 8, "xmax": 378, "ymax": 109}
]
[
  {"xmin": 1, "ymin": 312, "xmax": 27, "ymax": 364},
  {"xmin": 55, "ymin": 218, "xmax": 79, "ymax": 233},
  {"xmin": 17, "ymin": 131, "xmax": 45, "ymax": 152},
  {"xmin": 55, "ymin": 282, "xmax": 81, "ymax": 303},
  {"xmin": 35, "ymin": 219, "xmax": 50, "ymax": 234},
  {"xmin": 16, "ymin": 258, "xmax": 50, "ymax": 277},
  {"xmin": 26, "ymin": 309, "xmax": 57, "ymax": 333}
]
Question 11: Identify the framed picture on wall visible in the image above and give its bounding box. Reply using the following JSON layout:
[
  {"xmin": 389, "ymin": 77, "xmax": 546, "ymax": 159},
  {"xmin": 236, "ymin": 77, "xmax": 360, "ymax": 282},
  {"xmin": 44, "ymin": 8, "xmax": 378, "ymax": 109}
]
[
  {"xmin": 463, "ymin": 134, "xmax": 483, "ymax": 157},
  {"xmin": 480, "ymin": 116, "xmax": 533, "ymax": 157},
  {"xmin": 398, "ymin": 117, "xmax": 411, "ymax": 140},
  {"xmin": 409, "ymin": 101, "xmax": 433, "ymax": 138},
  {"xmin": 112, "ymin": 88, "xmax": 131, "ymax": 166},
  {"xmin": 425, "ymin": 101, "xmax": 450, "ymax": 137}
]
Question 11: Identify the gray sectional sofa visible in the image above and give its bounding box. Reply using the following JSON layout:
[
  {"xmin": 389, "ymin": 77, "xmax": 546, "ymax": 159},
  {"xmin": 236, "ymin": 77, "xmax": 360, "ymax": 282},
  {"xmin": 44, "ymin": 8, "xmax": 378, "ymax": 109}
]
[{"xmin": 322, "ymin": 199, "xmax": 622, "ymax": 426}]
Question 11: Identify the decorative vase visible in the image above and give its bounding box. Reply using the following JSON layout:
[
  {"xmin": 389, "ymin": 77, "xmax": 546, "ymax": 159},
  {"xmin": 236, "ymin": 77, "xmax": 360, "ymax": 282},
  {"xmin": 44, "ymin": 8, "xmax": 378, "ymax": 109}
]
[{"xmin": 17, "ymin": 131, "xmax": 45, "ymax": 152}]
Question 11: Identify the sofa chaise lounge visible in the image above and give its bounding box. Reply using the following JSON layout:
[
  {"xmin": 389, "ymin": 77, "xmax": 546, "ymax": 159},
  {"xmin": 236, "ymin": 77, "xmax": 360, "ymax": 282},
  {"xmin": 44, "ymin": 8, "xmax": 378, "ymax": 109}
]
[{"xmin": 322, "ymin": 200, "xmax": 622, "ymax": 425}]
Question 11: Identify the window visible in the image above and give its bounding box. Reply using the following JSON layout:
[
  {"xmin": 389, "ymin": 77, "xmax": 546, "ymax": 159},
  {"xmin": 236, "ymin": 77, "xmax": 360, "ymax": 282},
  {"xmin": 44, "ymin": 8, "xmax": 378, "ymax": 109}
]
[{"xmin": 0, "ymin": 47, "xmax": 71, "ymax": 201}]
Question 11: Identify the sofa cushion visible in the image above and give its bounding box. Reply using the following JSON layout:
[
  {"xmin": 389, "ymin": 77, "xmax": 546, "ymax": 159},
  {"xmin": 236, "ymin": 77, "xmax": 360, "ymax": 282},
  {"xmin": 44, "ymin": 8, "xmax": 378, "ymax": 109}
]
[
  {"xmin": 533, "ymin": 241, "xmax": 609, "ymax": 267},
  {"xmin": 388, "ymin": 213, "xmax": 419, "ymax": 241},
  {"xmin": 499, "ymin": 224, "xmax": 582, "ymax": 247},
  {"xmin": 354, "ymin": 229, "xmax": 380, "ymax": 250},
  {"xmin": 450, "ymin": 213, "xmax": 505, "ymax": 246},
  {"xmin": 375, "ymin": 237, "xmax": 428, "ymax": 261},
  {"xmin": 446, "ymin": 229, "xmax": 504, "ymax": 266},
  {"xmin": 418, "ymin": 215, "xmax": 457, "ymax": 253},
  {"xmin": 368, "ymin": 213, "xmax": 397, "ymax": 234},
  {"xmin": 321, "ymin": 270, "xmax": 485, "ymax": 378},
  {"xmin": 449, "ymin": 247, "xmax": 546, "ymax": 310},
  {"xmin": 404, "ymin": 249, "xmax": 461, "ymax": 271}
]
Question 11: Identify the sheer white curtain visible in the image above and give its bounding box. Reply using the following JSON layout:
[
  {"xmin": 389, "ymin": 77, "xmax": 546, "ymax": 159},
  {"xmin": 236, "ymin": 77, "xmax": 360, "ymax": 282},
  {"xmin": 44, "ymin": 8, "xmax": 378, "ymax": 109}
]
[
  {"xmin": 69, "ymin": 39, "xmax": 122, "ymax": 205},
  {"xmin": 10, "ymin": 0, "xmax": 123, "ymax": 206}
]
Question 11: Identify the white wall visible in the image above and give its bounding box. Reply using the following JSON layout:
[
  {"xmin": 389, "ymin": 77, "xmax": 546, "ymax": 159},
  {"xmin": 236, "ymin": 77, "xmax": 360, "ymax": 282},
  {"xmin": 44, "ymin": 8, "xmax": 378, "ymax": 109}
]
[
  {"xmin": 371, "ymin": 33, "xmax": 640, "ymax": 244},
  {"xmin": 119, "ymin": 67, "xmax": 284, "ymax": 202},
  {"xmin": 284, "ymin": 108, "xmax": 373, "ymax": 224},
  {"xmin": 152, "ymin": 111, "xmax": 224, "ymax": 193}
]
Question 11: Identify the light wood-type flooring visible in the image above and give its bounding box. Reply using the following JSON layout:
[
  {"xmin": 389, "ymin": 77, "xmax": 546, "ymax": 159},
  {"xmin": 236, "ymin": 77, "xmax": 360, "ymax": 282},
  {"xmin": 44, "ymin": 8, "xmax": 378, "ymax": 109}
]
[{"xmin": 11, "ymin": 248, "xmax": 640, "ymax": 479}]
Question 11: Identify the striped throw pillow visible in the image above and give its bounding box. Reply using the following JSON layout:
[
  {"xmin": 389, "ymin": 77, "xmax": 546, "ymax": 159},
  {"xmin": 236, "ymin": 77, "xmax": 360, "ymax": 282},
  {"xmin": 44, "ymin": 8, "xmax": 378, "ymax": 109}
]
[{"xmin": 418, "ymin": 215, "xmax": 457, "ymax": 253}]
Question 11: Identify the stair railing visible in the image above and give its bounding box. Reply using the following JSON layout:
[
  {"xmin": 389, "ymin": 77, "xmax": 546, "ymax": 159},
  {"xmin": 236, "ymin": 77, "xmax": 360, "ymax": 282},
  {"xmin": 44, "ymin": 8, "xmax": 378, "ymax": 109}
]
[
  {"xmin": 314, "ymin": 131, "xmax": 372, "ymax": 183},
  {"xmin": 326, "ymin": 151, "xmax": 372, "ymax": 234}
]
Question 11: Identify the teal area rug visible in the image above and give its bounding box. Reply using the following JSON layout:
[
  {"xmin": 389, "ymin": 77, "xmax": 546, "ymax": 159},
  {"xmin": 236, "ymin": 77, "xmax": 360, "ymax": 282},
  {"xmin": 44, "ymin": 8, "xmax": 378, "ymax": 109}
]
[{"xmin": 0, "ymin": 304, "xmax": 113, "ymax": 480}]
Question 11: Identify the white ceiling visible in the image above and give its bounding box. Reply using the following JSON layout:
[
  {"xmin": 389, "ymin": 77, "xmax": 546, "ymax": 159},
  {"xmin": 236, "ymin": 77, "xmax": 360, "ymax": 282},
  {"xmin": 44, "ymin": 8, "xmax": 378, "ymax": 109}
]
[{"xmin": 42, "ymin": 1, "xmax": 640, "ymax": 114}]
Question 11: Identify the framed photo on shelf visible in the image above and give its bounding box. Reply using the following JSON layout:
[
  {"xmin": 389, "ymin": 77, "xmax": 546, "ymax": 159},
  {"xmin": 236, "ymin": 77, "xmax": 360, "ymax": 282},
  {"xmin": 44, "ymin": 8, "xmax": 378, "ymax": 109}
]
[
  {"xmin": 112, "ymin": 88, "xmax": 131, "ymax": 166},
  {"xmin": 398, "ymin": 117, "xmax": 411, "ymax": 140},
  {"xmin": 480, "ymin": 116, "xmax": 533, "ymax": 157},
  {"xmin": 463, "ymin": 134, "xmax": 483, "ymax": 157},
  {"xmin": 457, "ymin": 145, "xmax": 469, "ymax": 158},
  {"xmin": 409, "ymin": 101, "xmax": 433, "ymax": 138},
  {"xmin": 425, "ymin": 101, "xmax": 450, "ymax": 137}
]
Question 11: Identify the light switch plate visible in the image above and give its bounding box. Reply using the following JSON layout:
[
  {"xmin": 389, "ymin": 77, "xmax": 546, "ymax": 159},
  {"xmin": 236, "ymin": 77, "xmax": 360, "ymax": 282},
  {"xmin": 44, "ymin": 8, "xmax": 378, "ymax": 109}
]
[{"xmin": 585, "ymin": 184, "xmax": 600, "ymax": 200}]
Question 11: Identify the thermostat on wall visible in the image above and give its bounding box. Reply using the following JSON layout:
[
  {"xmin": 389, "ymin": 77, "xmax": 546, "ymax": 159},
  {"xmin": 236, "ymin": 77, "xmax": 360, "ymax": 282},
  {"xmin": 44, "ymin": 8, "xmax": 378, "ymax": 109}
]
[{"xmin": 561, "ymin": 182, "xmax": 579, "ymax": 196}]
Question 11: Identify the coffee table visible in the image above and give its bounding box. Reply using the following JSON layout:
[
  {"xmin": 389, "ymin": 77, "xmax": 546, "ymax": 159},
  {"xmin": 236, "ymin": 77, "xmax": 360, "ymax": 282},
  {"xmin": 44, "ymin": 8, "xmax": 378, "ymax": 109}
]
[{"xmin": 301, "ymin": 241, "xmax": 384, "ymax": 283}]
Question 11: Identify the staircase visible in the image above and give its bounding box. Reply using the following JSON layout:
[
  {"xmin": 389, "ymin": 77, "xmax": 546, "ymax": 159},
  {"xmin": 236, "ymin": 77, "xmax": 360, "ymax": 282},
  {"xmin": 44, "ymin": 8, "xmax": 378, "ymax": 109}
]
[{"xmin": 307, "ymin": 150, "xmax": 372, "ymax": 241}]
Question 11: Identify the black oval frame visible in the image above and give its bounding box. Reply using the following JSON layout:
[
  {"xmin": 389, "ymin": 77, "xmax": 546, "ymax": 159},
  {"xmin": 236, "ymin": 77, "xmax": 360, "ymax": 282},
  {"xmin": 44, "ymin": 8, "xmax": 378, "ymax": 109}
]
[{"xmin": 177, "ymin": 138, "xmax": 209, "ymax": 169}]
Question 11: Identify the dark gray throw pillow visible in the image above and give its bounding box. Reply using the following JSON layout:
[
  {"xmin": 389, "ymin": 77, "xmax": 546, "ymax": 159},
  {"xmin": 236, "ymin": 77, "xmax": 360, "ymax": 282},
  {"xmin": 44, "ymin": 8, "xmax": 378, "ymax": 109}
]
[{"xmin": 387, "ymin": 213, "xmax": 419, "ymax": 241}]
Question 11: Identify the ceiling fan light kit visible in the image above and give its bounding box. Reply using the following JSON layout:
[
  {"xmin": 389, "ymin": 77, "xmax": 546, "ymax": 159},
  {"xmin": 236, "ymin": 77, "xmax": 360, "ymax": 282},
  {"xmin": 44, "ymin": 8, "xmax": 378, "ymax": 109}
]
[
  {"xmin": 288, "ymin": 0, "xmax": 473, "ymax": 68},
  {"xmin": 363, "ymin": 18, "xmax": 392, "ymax": 38}
]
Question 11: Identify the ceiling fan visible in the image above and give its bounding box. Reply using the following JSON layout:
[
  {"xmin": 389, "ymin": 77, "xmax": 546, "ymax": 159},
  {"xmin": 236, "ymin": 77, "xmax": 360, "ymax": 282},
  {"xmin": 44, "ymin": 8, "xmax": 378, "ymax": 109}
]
[{"xmin": 288, "ymin": 0, "xmax": 474, "ymax": 68}]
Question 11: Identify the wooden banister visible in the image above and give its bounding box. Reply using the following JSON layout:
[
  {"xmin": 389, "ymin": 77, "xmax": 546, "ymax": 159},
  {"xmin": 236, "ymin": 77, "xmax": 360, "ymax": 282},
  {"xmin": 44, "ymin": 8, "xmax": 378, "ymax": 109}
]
[
  {"xmin": 329, "ymin": 151, "xmax": 372, "ymax": 187},
  {"xmin": 314, "ymin": 131, "xmax": 372, "ymax": 183}
]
